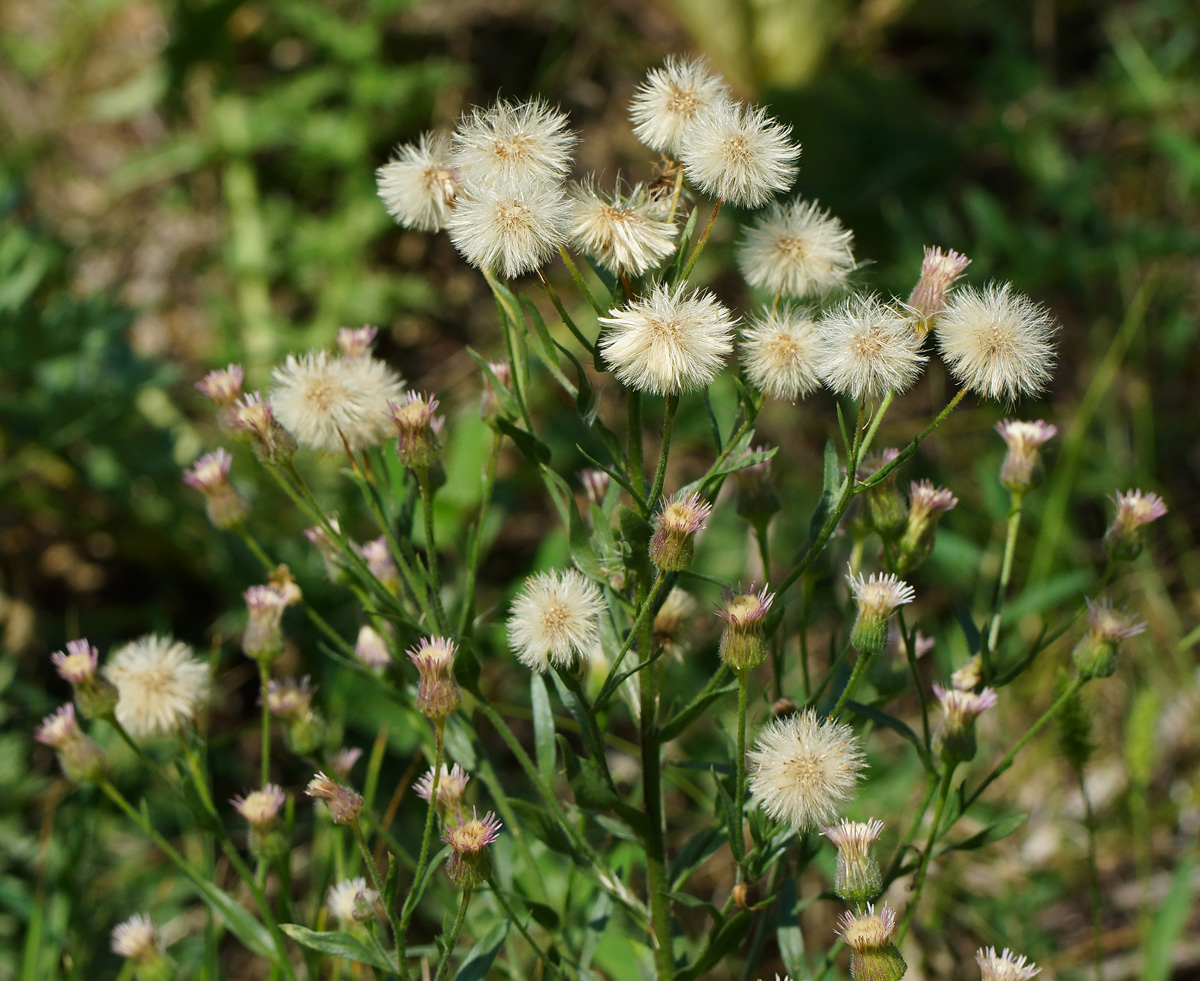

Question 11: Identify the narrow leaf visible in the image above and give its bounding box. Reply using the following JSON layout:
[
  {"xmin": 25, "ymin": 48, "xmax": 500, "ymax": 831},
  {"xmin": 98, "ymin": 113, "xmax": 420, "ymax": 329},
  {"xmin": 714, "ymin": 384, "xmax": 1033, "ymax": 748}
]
[
  {"xmin": 280, "ymin": 925, "xmax": 394, "ymax": 970},
  {"xmin": 531, "ymin": 674, "xmax": 556, "ymax": 788}
]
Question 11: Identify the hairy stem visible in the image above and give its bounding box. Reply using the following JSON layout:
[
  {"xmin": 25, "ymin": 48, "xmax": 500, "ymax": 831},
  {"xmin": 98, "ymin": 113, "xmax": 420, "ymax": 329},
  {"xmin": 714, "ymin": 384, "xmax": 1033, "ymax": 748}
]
[
  {"xmin": 432, "ymin": 885, "xmax": 474, "ymax": 981},
  {"xmin": 896, "ymin": 764, "xmax": 956, "ymax": 942},
  {"xmin": 648, "ymin": 394, "xmax": 680, "ymax": 508},
  {"xmin": 681, "ymin": 199, "xmax": 723, "ymax": 280}
]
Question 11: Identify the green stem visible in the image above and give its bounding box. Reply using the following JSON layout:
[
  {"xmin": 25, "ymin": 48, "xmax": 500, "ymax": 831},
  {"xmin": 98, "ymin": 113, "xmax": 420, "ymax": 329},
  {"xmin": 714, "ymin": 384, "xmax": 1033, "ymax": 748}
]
[
  {"xmin": 457, "ymin": 430, "xmax": 503, "ymax": 637},
  {"xmin": 239, "ymin": 531, "xmax": 274, "ymax": 571},
  {"xmin": 432, "ymin": 885, "xmax": 474, "ymax": 981},
  {"xmin": 647, "ymin": 394, "xmax": 680, "ymax": 508},
  {"xmin": 596, "ymin": 573, "xmax": 667, "ymax": 709},
  {"xmin": 985, "ymin": 494, "xmax": 1025, "ymax": 668},
  {"xmin": 734, "ymin": 671, "xmax": 749, "ymax": 874},
  {"xmin": 357, "ymin": 473, "xmax": 436, "ymax": 628},
  {"xmin": 628, "ymin": 390, "xmax": 646, "ymax": 497},
  {"xmin": 1078, "ymin": 765, "xmax": 1104, "ymax": 981},
  {"xmin": 896, "ymin": 764, "xmax": 956, "ymax": 942},
  {"xmin": 259, "ymin": 661, "xmax": 272, "ymax": 786},
  {"xmin": 881, "ymin": 778, "xmax": 938, "ymax": 888},
  {"xmin": 539, "ymin": 265, "xmax": 599, "ymax": 352},
  {"xmin": 487, "ymin": 880, "xmax": 559, "ymax": 976},
  {"xmin": 681, "ymin": 199, "xmax": 723, "ymax": 280},
  {"xmin": 557, "ymin": 245, "xmax": 606, "ymax": 316},
  {"xmin": 897, "ymin": 608, "xmax": 931, "ymax": 750},
  {"xmin": 698, "ymin": 393, "xmax": 766, "ymax": 496},
  {"xmin": 416, "ymin": 467, "xmax": 447, "ymax": 631},
  {"xmin": 829, "ymin": 648, "xmax": 873, "ymax": 720},
  {"xmin": 857, "ymin": 390, "xmax": 895, "ymax": 462},
  {"xmin": 400, "ymin": 730, "xmax": 444, "ymax": 931},
  {"xmin": 351, "ymin": 818, "xmax": 403, "ymax": 955}
]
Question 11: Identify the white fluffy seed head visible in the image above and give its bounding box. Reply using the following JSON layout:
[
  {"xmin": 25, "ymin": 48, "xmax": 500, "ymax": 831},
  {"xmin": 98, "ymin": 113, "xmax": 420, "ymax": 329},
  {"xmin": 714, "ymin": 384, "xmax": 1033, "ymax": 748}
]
[
  {"xmin": 748, "ymin": 709, "xmax": 866, "ymax": 830},
  {"xmin": 111, "ymin": 914, "xmax": 162, "ymax": 961},
  {"xmin": 568, "ymin": 180, "xmax": 677, "ymax": 276},
  {"xmin": 740, "ymin": 306, "xmax": 822, "ymax": 401},
  {"xmin": 447, "ymin": 180, "xmax": 569, "ymax": 280},
  {"xmin": 452, "ymin": 98, "xmax": 577, "ymax": 187},
  {"xmin": 679, "ymin": 100, "xmax": 800, "ymax": 208},
  {"xmin": 376, "ymin": 131, "xmax": 458, "ymax": 232},
  {"xmin": 976, "ymin": 947, "xmax": 1041, "ymax": 981},
  {"xmin": 815, "ymin": 293, "xmax": 926, "ymax": 401},
  {"xmin": 105, "ymin": 636, "xmax": 210, "ymax": 740},
  {"xmin": 270, "ymin": 350, "xmax": 404, "ymax": 453},
  {"xmin": 326, "ymin": 877, "xmax": 377, "ymax": 924},
  {"xmin": 737, "ymin": 198, "xmax": 856, "ymax": 298},
  {"xmin": 508, "ymin": 569, "xmax": 605, "ymax": 673},
  {"xmin": 935, "ymin": 282, "xmax": 1057, "ymax": 401},
  {"xmin": 599, "ymin": 283, "xmax": 736, "ymax": 396},
  {"xmin": 629, "ymin": 55, "xmax": 732, "ymax": 156}
]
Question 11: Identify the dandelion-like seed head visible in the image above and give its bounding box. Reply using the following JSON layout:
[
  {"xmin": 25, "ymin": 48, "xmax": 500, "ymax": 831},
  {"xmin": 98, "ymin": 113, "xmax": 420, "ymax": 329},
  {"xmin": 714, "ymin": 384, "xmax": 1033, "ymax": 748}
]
[
  {"xmin": 52, "ymin": 638, "xmax": 100, "ymax": 685},
  {"xmin": 452, "ymin": 98, "xmax": 577, "ymax": 186},
  {"xmin": 680, "ymin": 100, "xmax": 800, "ymax": 208},
  {"xmin": 816, "ymin": 293, "xmax": 926, "ymax": 401},
  {"xmin": 738, "ymin": 198, "xmax": 856, "ymax": 299},
  {"xmin": 629, "ymin": 55, "xmax": 732, "ymax": 155},
  {"xmin": 976, "ymin": 947, "xmax": 1041, "ymax": 981},
  {"xmin": 355, "ymin": 625, "xmax": 392, "ymax": 670},
  {"xmin": 306, "ymin": 772, "xmax": 364, "ymax": 825},
  {"xmin": 416, "ymin": 763, "xmax": 471, "ymax": 813},
  {"xmin": 447, "ymin": 180, "xmax": 569, "ymax": 281},
  {"xmin": 741, "ymin": 306, "xmax": 822, "ymax": 401},
  {"xmin": 376, "ymin": 131, "xmax": 458, "ymax": 232},
  {"xmin": 568, "ymin": 180, "xmax": 677, "ymax": 276},
  {"xmin": 111, "ymin": 914, "xmax": 163, "ymax": 962},
  {"xmin": 231, "ymin": 784, "xmax": 286, "ymax": 827},
  {"xmin": 508, "ymin": 569, "xmax": 604, "ymax": 673},
  {"xmin": 906, "ymin": 246, "xmax": 971, "ymax": 331},
  {"xmin": 326, "ymin": 877, "xmax": 378, "ymax": 924},
  {"xmin": 105, "ymin": 635, "xmax": 209, "ymax": 740},
  {"xmin": 749, "ymin": 709, "xmax": 866, "ymax": 830},
  {"xmin": 936, "ymin": 283, "xmax": 1058, "ymax": 401},
  {"xmin": 599, "ymin": 283, "xmax": 736, "ymax": 396}
]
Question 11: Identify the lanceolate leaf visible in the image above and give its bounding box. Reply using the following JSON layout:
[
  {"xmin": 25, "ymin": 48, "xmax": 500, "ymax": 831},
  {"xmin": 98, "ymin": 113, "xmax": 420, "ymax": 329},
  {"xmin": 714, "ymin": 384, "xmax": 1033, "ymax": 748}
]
[{"xmin": 280, "ymin": 925, "xmax": 394, "ymax": 971}]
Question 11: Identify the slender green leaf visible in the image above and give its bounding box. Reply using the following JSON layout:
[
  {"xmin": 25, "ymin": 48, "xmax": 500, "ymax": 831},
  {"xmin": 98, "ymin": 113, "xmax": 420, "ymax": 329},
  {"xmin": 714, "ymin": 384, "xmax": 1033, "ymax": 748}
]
[
  {"xmin": 531, "ymin": 674, "xmax": 556, "ymax": 788},
  {"xmin": 280, "ymin": 925, "xmax": 394, "ymax": 970},
  {"xmin": 454, "ymin": 918, "xmax": 510, "ymax": 981},
  {"xmin": 1143, "ymin": 852, "xmax": 1197, "ymax": 981},
  {"xmin": 659, "ymin": 683, "xmax": 739, "ymax": 742},
  {"xmin": 937, "ymin": 812, "xmax": 1026, "ymax": 854}
]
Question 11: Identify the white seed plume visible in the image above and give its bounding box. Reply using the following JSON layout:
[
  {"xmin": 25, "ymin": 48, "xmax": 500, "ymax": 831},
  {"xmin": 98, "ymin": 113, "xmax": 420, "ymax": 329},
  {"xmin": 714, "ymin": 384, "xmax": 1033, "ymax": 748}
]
[
  {"xmin": 679, "ymin": 100, "xmax": 800, "ymax": 208},
  {"xmin": 568, "ymin": 180, "xmax": 677, "ymax": 276},
  {"xmin": 815, "ymin": 293, "xmax": 926, "ymax": 401},
  {"xmin": 737, "ymin": 198, "xmax": 856, "ymax": 298},
  {"xmin": 599, "ymin": 283, "xmax": 736, "ymax": 396},
  {"xmin": 452, "ymin": 98, "xmax": 577, "ymax": 186},
  {"xmin": 376, "ymin": 131, "xmax": 457, "ymax": 232},
  {"xmin": 271, "ymin": 349, "xmax": 404, "ymax": 453},
  {"xmin": 447, "ymin": 180, "xmax": 569, "ymax": 280},
  {"xmin": 105, "ymin": 635, "xmax": 210, "ymax": 740},
  {"xmin": 508, "ymin": 569, "xmax": 605, "ymax": 672},
  {"xmin": 628, "ymin": 55, "xmax": 732, "ymax": 156},
  {"xmin": 976, "ymin": 947, "xmax": 1041, "ymax": 981},
  {"xmin": 749, "ymin": 709, "xmax": 866, "ymax": 830},
  {"xmin": 935, "ymin": 282, "xmax": 1057, "ymax": 400},
  {"xmin": 326, "ymin": 877, "xmax": 377, "ymax": 924},
  {"xmin": 111, "ymin": 913, "xmax": 163, "ymax": 961},
  {"xmin": 847, "ymin": 570, "xmax": 917, "ymax": 619},
  {"xmin": 740, "ymin": 306, "xmax": 822, "ymax": 401}
]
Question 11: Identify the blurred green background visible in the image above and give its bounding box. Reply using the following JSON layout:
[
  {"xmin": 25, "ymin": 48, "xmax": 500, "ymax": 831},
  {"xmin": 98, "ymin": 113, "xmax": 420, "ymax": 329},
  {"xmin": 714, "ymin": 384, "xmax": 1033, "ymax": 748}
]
[{"xmin": 2, "ymin": 0, "xmax": 1198, "ymax": 977}]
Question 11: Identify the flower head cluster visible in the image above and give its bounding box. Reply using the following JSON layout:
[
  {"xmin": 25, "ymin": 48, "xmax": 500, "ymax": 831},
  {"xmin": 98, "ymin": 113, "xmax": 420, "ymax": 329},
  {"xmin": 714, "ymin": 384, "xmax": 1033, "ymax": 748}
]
[
  {"xmin": 376, "ymin": 131, "xmax": 458, "ymax": 232},
  {"xmin": 52, "ymin": 638, "xmax": 117, "ymax": 719},
  {"xmin": 847, "ymin": 570, "xmax": 916, "ymax": 656},
  {"xmin": 740, "ymin": 307, "xmax": 822, "ymax": 401},
  {"xmin": 738, "ymin": 199, "xmax": 855, "ymax": 299},
  {"xmin": 629, "ymin": 56, "xmax": 731, "ymax": 155},
  {"xmin": 1104, "ymin": 489, "xmax": 1168, "ymax": 561},
  {"xmin": 1072, "ymin": 599, "xmax": 1146, "ymax": 680},
  {"xmin": 816, "ymin": 294, "xmax": 925, "ymax": 401},
  {"xmin": 183, "ymin": 449, "xmax": 250, "ymax": 530},
  {"xmin": 452, "ymin": 98, "xmax": 577, "ymax": 187},
  {"xmin": 996, "ymin": 419, "xmax": 1058, "ymax": 495},
  {"xmin": 448, "ymin": 180, "xmax": 570, "ymax": 280},
  {"xmin": 837, "ymin": 903, "xmax": 907, "ymax": 981},
  {"xmin": 976, "ymin": 947, "xmax": 1041, "ymax": 981},
  {"xmin": 895, "ymin": 480, "xmax": 959, "ymax": 573},
  {"xmin": 306, "ymin": 772, "xmax": 364, "ymax": 825},
  {"xmin": 932, "ymin": 683, "xmax": 998, "ymax": 763},
  {"xmin": 415, "ymin": 763, "xmax": 471, "ymax": 816},
  {"xmin": 936, "ymin": 283, "xmax": 1057, "ymax": 401},
  {"xmin": 599, "ymin": 283, "xmax": 736, "ymax": 396},
  {"xmin": 408, "ymin": 636, "xmax": 460, "ymax": 724},
  {"xmin": 822, "ymin": 817, "xmax": 885, "ymax": 904},
  {"xmin": 906, "ymin": 246, "xmax": 971, "ymax": 332},
  {"xmin": 442, "ymin": 808, "xmax": 503, "ymax": 887},
  {"xmin": 105, "ymin": 635, "xmax": 209, "ymax": 741},
  {"xmin": 242, "ymin": 584, "xmax": 289, "ymax": 663},
  {"xmin": 717, "ymin": 584, "xmax": 774, "ymax": 673},
  {"xmin": 35, "ymin": 703, "xmax": 104, "ymax": 783},
  {"xmin": 508, "ymin": 569, "xmax": 604, "ymax": 673},
  {"xmin": 650, "ymin": 490, "xmax": 712, "ymax": 571},
  {"xmin": 680, "ymin": 101, "xmax": 800, "ymax": 208},
  {"xmin": 568, "ymin": 180, "xmax": 677, "ymax": 276},
  {"xmin": 749, "ymin": 709, "xmax": 865, "ymax": 829}
]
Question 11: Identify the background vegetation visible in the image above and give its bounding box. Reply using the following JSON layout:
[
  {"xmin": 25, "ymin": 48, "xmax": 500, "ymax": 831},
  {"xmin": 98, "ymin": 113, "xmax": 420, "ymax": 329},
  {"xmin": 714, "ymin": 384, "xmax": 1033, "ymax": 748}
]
[{"xmin": 2, "ymin": 0, "xmax": 1197, "ymax": 977}]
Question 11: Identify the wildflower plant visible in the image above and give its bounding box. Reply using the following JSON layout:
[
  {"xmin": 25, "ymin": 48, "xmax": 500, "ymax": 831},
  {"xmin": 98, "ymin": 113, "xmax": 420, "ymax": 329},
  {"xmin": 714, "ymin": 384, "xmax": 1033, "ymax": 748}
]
[{"xmin": 34, "ymin": 57, "xmax": 1172, "ymax": 981}]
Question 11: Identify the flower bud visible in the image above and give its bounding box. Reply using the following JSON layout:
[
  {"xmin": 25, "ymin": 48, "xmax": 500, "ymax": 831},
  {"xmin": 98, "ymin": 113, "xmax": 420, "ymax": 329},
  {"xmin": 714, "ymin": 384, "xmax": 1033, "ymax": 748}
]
[
  {"xmin": 649, "ymin": 491, "xmax": 712, "ymax": 572},
  {"xmin": 1072, "ymin": 599, "xmax": 1145, "ymax": 680},
  {"xmin": 976, "ymin": 946, "xmax": 1041, "ymax": 981},
  {"xmin": 581, "ymin": 468, "xmax": 611, "ymax": 506},
  {"xmin": 360, "ymin": 537, "xmax": 400, "ymax": 594},
  {"xmin": 305, "ymin": 772, "xmax": 364, "ymax": 825},
  {"xmin": 895, "ymin": 480, "xmax": 957, "ymax": 574},
  {"xmin": 242, "ymin": 585, "xmax": 288, "ymax": 663},
  {"xmin": 480, "ymin": 361, "xmax": 512, "ymax": 421},
  {"xmin": 232, "ymin": 784, "xmax": 289, "ymax": 861},
  {"xmin": 821, "ymin": 817, "xmax": 884, "ymax": 905},
  {"xmin": 415, "ymin": 763, "xmax": 471, "ymax": 817},
  {"xmin": 837, "ymin": 903, "xmax": 907, "ymax": 981},
  {"xmin": 1103, "ymin": 489, "xmax": 1167, "ymax": 562},
  {"xmin": 326, "ymin": 877, "xmax": 379, "ymax": 927},
  {"xmin": 355, "ymin": 624, "xmax": 393, "ymax": 671},
  {"xmin": 443, "ymin": 809, "xmax": 502, "ymax": 888},
  {"xmin": 196, "ymin": 364, "xmax": 245, "ymax": 434},
  {"xmin": 35, "ymin": 704, "xmax": 104, "ymax": 783},
  {"xmin": 304, "ymin": 516, "xmax": 346, "ymax": 582},
  {"xmin": 112, "ymin": 914, "xmax": 173, "ymax": 981},
  {"xmin": 231, "ymin": 392, "xmax": 296, "ymax": 465},
  {"xmin": 267, "ymin": 677, "xmax": 325, "ymax": 756},
  {"xmin": 858, "ymin": 450, "xmax": 906, "ymax": 541},
  {"xmin": 329, "ymin": 746, "xmax": 363, "ymax": 780},
  {"xmin": 995, "ymin": 419, "xmax": 1057, "ymax": 496},
  {"xmin": 906, "ymin": 246, "xmax": 971, "ymax": 334},
  {"xmin": 391, "ymin": 392, "xmax": 443, "ymax": 469},
  {"xmin": 337, "ymin": 326, "xmax": 378, "ymax": 361},
  {"xmin": 653, "ymin": 588, "xmax": 698, "ymax": 661},
  {"xmin": 717, "ymin": 584, "xmax": 774, "ymax": 673},
  {"xmin": 183, "ymin": 449, "xmax": 250, "ymax": 530},
  {"xmin": 51, "ymin": 638, "xmax": 118, "ymax": 719},
  {"xmin": 932, "ymin": 684, "xmax": 998, "ymax": 764},
  {"xmin": 733, "ymin": 446, "xmax": 781, "ymax": 528},
  {"xmin": 847, "ymin": 570, "xmax": 915, "ymax": 657},
  {"xmin": 408, "ymin": 636, "xmax": 460, "ymax": 724}
]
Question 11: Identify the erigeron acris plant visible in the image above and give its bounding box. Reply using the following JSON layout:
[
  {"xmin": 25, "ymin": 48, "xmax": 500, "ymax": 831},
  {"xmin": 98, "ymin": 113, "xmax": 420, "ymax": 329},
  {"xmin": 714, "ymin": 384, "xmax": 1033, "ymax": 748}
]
[{"xmin": 38, "ymin": 55, "xmax": 1168, "ymax": 981}]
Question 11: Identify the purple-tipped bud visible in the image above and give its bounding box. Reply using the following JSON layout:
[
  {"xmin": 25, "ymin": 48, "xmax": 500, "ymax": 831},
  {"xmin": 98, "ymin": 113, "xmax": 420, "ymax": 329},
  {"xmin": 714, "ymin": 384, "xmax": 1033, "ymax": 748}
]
[
  {"xmin": 822, "ymin": 817, "xmax": 885, "ymax": 904},
  {"xmin": 232, "ymin": 783, "xmax": 289, "ymax": 860},
  {"xmin": 649, "ymin": 490, "xmax": 712, "ymax": 571},
  {"xmin": 242, "ymin": 585, "xmax": 289, "ymax": 662},
  {"xmin": 197, "ymin": 364, "xmax": 245, "ymax": 432},
  {"xmin": 266, "ymin": 676, "xmax": 323, "ymax": 754},
  {"xmin": 847, "ymin": 569, "xmax": 916, "ymax": 657},
  {"xmin": 837, "ymin": 903, "xmax": 906, "ymax": 981},
  {"xmin": 407, "ymin": 636, "xmax": 460, "ymax": 724},
  {"xmin": 1104, "ymin": 489, "xmax": 1168, "ymax": 562},
  {"xmin": 305, "ymin": 772, "xmax": 364, "ymax": 824},
  {"xmin": 304, "ymin": 515, "xmax": 346, "ymax": 582},
  {"xmin": 390, "ymin": 392, "xmax": 443, "ymax": 469},
  {"xmin": 907, "ymin": 246, "xmax": 971, "ymax": 332},
  {"xmin": 1072, "ymin": 599, "xmax": 1145, "ymax": 680},
  {"xmin": 355, "ymin": 625, "xmax": 393, "ymax": 671},
  {"xmin": 581, "ymin": 469, "xmax": 612, "ymax": 506},
  {"xmin": 933, "ymin": 683, "xmax": 998, "ymax": 763},
  {"xmin": 52, "ymin": 638, "xmax": 118, "ymax": 718},
  {"xmin": 329, "ymin": 746, "xmax": 363, "ymax": 780},
  {"xmin": 995, "ymin": 419, "xmax": 1057, "ymax": 495},
  {"xmin": 360, "ymin": 537, "xmax": 399, "ymax": 593},
  {"xmin": 442, "ymin": 808, "xmax": 502, "ymax": 887},
  {"xmin": 733, "ymin": 445, "xmax": 781, "ymax": 527},
  {"xmin": 716, "ymin": 583, "xmax": 774, "ymax": 672},
  {"xmin": 895, "ymin": 479, "xmax": 958, "ymax": 573},
  {"xmin": 183, "ymin": 449, "xmax": 251, "ymax": 530},
  {"xmin": 231, "ymin": 392, "xmax": 296, "ymax": 465},
  {"xmin": 337, "ymin": 326, "xmax": 378, "ymax": 361},
  {"xmin": 857, "ymin": 449, "xmax": 906, "ymax": 540},
  {"xmin": 480, "ymin": 361, "xmax": 512, "ymax": 420},
  {"xmin": 36, "ymin": 704, "xmax": 104, "ymax": 783},
  {"xmin": 415, "ymin": 763, "xmax": 471, "ymax": 816}
]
